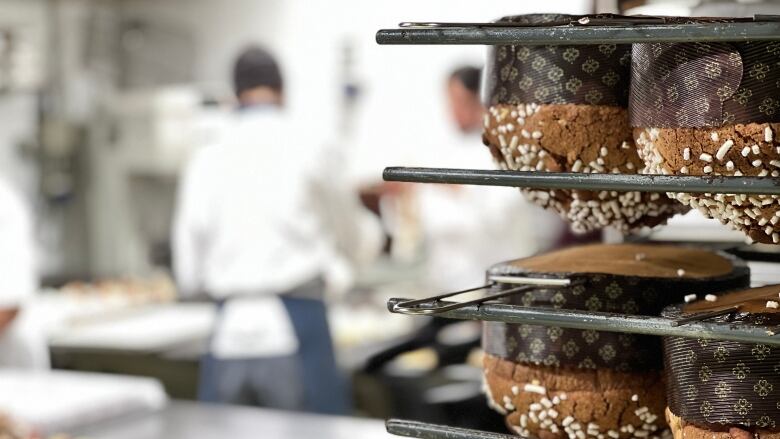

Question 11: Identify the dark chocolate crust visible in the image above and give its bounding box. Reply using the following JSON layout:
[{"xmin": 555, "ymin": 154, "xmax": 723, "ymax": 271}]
[
  {"xmin": 485, "ymin": 14, "xmax": 632, "ymax": 108},
  {"xmin": 482, "ymin": 247, "xmax": 750, "ymax": 371},
  {"xmin": 662, "ymin": 304, "xmax": 780, "ymax": 431},
  {"xmin": 630, "ymin": 18, "xmax": 780, "ymax": 128}
]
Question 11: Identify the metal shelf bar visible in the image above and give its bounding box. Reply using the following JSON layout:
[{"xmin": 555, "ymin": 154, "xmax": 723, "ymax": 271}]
[
  {"xmin": 376, "ymin": 22, "xmax": 780, "ymax": 45},
  {"xmin": 383, "ymin": 167, "xmax": 780, "ymax": 195},
  {"xmin": 386, "ymin": 419, "xmax": 518, "ymax": 439},
  {"xmin": 386, "ymin": 298, "xmax": 780, "ymax": 346}
]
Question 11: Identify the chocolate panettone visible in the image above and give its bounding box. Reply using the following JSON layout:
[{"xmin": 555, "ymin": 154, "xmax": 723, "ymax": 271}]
[
  {"xmin": 630, "ymin": 17, "xmax": 780, "ymax": 244},
  {"xmin": 483, "ymin": 14, "xmax": 687, "ymax": 234},
  {"xmin": 662, "ymin": 285, "xmax": 780, "ymax": 439},
  {"xmin": 482, "ymin": 244, "xmax": 750, "ymax": 439}
]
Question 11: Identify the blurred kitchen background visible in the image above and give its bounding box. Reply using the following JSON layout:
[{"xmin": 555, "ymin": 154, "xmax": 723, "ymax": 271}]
[{"xmin": 0, "ymin": 0, "xmax": 778, "ymax": 437}]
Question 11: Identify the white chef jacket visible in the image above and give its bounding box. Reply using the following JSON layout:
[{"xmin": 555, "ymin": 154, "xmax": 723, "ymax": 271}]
[
  {"xmin": 173, "ymin": 107, "xmax": 382, "ymax": 358},
  {"xmin": 415, "ymin": 132, "xmax": 558, "ymax": 292},
  {"xmin": 0, "ymin": 179, "xmax": 48, "ymax": 369},
  {"xmin": 173, "ymin": 107, "xmax": 336, "ymax": 299}
]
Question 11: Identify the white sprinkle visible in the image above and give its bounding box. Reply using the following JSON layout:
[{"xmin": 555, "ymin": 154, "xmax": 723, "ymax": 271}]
[
  {"xmin": 742, "ymin": 146, "xmax": 751, "ymax": 157},
  {"xmin": 600, "ymin": 147, "xmax": 608, "ymax": 157},
  {"xmin": 635, "ymin": 431, "xmax": 649, "ymax": 438},
  {"xmin": 716, "ymin": 140, "xmax": 733, "ymax": 161},
  {"xmin": 680, "ymin": 166, "xmax": 688, "ymax": 174},
  {"xmin": 521, "ymin": 129, "xmax": 530, "ymax": 138},
  {"xmin": 520, "ymin": 414, "xmax": 528, "ymax": 427},
  {"xmin": 631, "ymin": 394, "xmax": 639, "ymax": 402},
  {"xmin": 770, "ymin": 160, "xmax": 780, "ymax": 168},
  {"xmin": 572, "ymin": 160, "xmax": 583, "ymax": 172},
  {"xmin": 548, "ymin": 409, "xmax": 559, "ymax": 418},
  {"xmin": 621, "ymin": 141, "xmax": 630, "ymax": 150},
  {"xmin": 552, "ymin": 396, "xmax": 560, "ymax": 405},
  {"xmin": 541, "ymin": 397, "xmax": 553, "ymax": 408},
  {"xmin": 703, "ymin": 165, "xmax": 713, "ymax": 173},
  {"xmin": 608, "ymin": 431, "xmax": 620, "ymax": 439},
  {"xmin": 532, "ymin": 131, "xmax": 543, "ymax": 139},
  {"xmin": 684, "ymin": 294, "xmax": 697, "ymax": 303},
  {"xmin": 525, "ymin": 383, "xmax": 547, "ymax": 395},
  {"xmin": 571, "ymin": 423, "xmax": 582, "ymax": 431},
  {"xmin": 683, "ymin": 148, "xmax": 691, "ymax": 161},
  {"xmin": 529, "ymin": 403, "xmax": 543, "ymax": 411},
  {"xmin": 562, "ymin": 416, "xmax": 575, "ymax": 427},
  {"xmin": 559, "ymin": 393, "xmax": 568, "ymax": 401},
  {"xmin": 774, "ymin": 233, "xmax": 779, "ymax": 244},
  {"xmin": 710, "ymin": 132, "xmax": 719, "ymax": 142},
  {"xmin": 511, "ymin": 385, "xmax": 520, "ymax": 395},
  {"xmin": 726, "ymin": 161, "xmax": 735, "ymax": 171},
  {"xmin": 577, "ymin": 431, "xmax": 587, "ymax": 439},
  {"xmin": 677, "ymin": 269, "xmax": 686, "ymax": 277},
  {"xmin": 705, "ymin": 294, "xmax": 718, "ymax": 302},
  {"xmin": 539, "ymin": 410, "xmax": 548, "ymax": 420},
  {"xmin": 699, "ymin": 153, "xmax": 713, "ymax": 162},
  {"xmin": 766, "ymin": 126, "xmax": 774, "ymax": 143},
  {"xmin": 752, "ymin": 144, "xmax": 761, "ymax": 155},
  {"xmin": 635, "ymin": 407, "xmax": 649, "ymax": 416},
  {"xmin": 753, "ymin": 159, "xmax": 763, "ymax": 167}
]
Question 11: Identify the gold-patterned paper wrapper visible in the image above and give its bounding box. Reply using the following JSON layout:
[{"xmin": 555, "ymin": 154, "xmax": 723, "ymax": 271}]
[
  {"xmin": 630, "ymin": 17, "xmax": 780, "ymax": 128},
  {"xmin": 662, "ymin": 304, "xmax": 780, "ymax": 430},
  {"xmin": 484, "ymin": 14, "xmax": 632, "ymax": 107},
  {"xmin": 482, "ymin": 254, "xmax": 750, "ymax": 372}
]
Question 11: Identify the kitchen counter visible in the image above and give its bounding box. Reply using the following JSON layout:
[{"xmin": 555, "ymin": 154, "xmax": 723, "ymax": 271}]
[{"xmin": 75, "ymin": 401, "xmax": 393, "ymax": 439}]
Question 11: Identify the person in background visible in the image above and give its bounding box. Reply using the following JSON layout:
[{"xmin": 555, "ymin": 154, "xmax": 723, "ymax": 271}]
[
  {"xmin": 413, "ymin": 66, "xmax": 561, "ymax": 294},
  {"xmin": 0, "ymin": 179, "xmax": 48, "ymax": 370},
  {"xmin": 446, "ymin": 66, "xmax": 484, "ymax": 134},
  {"xmin": 173, "ymin": 46, "xmax": 380, "ymax": 414}
]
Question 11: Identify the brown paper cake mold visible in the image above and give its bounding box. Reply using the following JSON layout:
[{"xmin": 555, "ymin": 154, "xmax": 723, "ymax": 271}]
[
  {"xmin": 630, "ymin": 18, "xmax": 780, "ymax": 244},
  {"xmin": 481, "ymin": 244, "xmax": 751, "ymax": 439},
  {"xmin": 662, "ymin": 285, "xmax": 780, "ymax": 439},
  {"xmin": 483, "ymin": 14, "xmax": 688, "ymax": 234}
]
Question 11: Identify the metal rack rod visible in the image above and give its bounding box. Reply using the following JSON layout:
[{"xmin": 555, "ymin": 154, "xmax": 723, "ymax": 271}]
[
  {"xmin": 383, "ymin": 167, "xmax": 780, "ymax": 195},
  {"xmin": 386, "ymin": 298, "xmax": 780, "ymax": 345},
  {"xmin": 376, "ymin": 21, "xmax": 780, "ymax": 45},
  {"xmin": 386, "ymin": 419, "xmax": 518, "ymax": 439}
]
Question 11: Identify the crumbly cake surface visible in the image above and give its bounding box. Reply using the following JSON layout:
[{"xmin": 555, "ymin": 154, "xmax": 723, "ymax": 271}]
[
  {"xmin": 635, "ymin": 123, "xmax": 780, "ymax": 244},
  {"xmin": 483, "ymin": 103, "xmax": 687, "ymax": 233},
  {"xmin": 484, "ymin": 354, "xmax": 669, "ymax": 439},
  {"xmin": 666, "ymin": 408, "xmax": 780, "ymax": 439}
]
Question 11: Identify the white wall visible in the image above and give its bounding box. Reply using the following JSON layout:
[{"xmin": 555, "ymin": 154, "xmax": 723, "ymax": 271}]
[{"xmin": 120, "ymin": 0, "xmax": 590, "ymax": 183}]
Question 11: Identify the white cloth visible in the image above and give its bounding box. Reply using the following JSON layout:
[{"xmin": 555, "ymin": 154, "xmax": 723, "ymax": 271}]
[
  {"xmin": 0, "ymin": 179, "xmax": 48, "ymax": 369},
  {"xmin": 211, "ymin": 296, "xmax": 298, "ymax": 359}
]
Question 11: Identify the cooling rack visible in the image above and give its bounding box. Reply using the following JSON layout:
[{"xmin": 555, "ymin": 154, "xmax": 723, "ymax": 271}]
[{"xmin": 377, "ymin": 16, "xmax": 780, "ymax": 439}]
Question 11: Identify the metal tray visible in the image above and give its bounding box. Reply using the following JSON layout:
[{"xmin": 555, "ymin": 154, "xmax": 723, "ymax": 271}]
[
  {"xmin": 383, "ymin": 167, "xmax": 780, "ymax": 196},
  {"xmin": 377, "ymin": 19, "xmax": 780, "ymax": 45}
]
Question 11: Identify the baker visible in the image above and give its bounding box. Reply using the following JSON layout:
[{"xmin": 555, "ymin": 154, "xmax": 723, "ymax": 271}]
[{"xmin": 173, "ymin": 46, "xmax": 381, "ymax": 413}]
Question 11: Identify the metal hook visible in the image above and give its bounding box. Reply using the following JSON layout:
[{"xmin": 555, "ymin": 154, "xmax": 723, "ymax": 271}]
[{"xmin": 391, "ymin": 276, "xmax": 571, "ymax": 316}]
